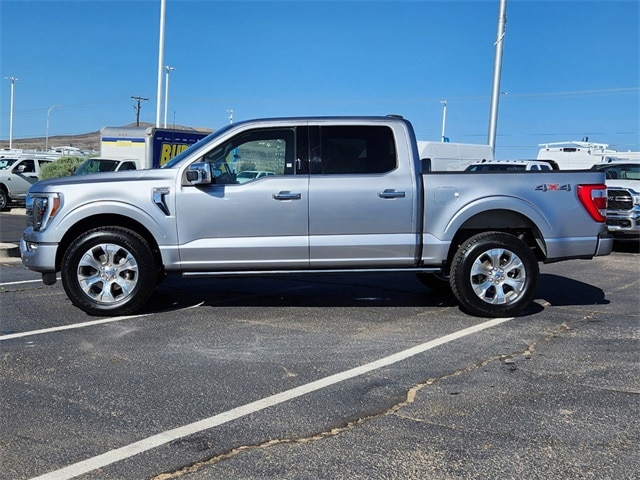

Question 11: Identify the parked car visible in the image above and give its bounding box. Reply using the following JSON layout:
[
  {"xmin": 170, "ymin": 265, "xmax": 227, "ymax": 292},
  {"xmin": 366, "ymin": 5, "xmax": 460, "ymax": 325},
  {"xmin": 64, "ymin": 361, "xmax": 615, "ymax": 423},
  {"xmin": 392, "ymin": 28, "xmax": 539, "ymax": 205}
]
[
  {"xmin": 73, "ymin": 157, "xmax": 138, "ymax": 175},
  {"xmin": 590, "ymin": 161, "xmax": 640, "ymax": 240},
  {"xmin": 465, "ymin": 159, "xmax": 557, "ymax": 172},
  {"xmin": 0, "ymin": 157, "xmax": 53, "ymax": 210},
  {"xmin": 236, "ymin": 170, "xmax": 276, "ymax": 183}
]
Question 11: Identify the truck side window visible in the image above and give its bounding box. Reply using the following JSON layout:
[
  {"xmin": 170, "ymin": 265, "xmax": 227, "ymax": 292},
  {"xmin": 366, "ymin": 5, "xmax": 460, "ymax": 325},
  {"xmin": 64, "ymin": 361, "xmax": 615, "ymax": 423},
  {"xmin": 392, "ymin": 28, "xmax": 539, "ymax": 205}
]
[
  {"xmin": 202, "ymin": 128, "xmax": 294, "ymax": 184},
  {"xmin": 120, "ymin": 162, "xmax": 137, "ymax": 171},
  {"xmin": 16, "ymin": 159, "xmax": 36, "ymax": 173},
  {"xmin": 314, "ymin": 126, "xmax": 397, "ymax": 175}
]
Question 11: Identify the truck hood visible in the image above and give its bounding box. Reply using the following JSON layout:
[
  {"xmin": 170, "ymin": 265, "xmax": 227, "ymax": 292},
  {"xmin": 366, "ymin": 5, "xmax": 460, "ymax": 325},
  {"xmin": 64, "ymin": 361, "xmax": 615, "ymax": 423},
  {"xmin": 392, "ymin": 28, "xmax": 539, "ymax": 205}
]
[
  {"xmin": 605, "ymin": 179, "xmax": 640, "ymax": 192},
  {"xmin": 30, "ymin": 168, "xmax": 176, "ymax": 191}
]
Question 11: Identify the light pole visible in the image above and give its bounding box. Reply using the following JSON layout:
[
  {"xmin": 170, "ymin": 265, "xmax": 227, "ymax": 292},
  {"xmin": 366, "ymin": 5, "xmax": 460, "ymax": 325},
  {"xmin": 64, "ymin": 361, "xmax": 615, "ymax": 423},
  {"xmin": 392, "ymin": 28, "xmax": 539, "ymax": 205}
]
[
  {"xmin": 488, "ymin": 0, "xmax": 508, "ymax": 152},
  {"xmin": 163, "ymin": 65, "xmax": 175, "ymax": 128},
  {"xmin": 46, "ymin": 105, "xmax": 61, "ymax": 151},
  {"xmin": 4, "ymin": 76, "xmax": 19, "ymax": 149},
  {"xmin": 440, "ymin": 100, "xmax": 447, "ymax": 142},
  {"xmin": 155, "ymin": 0, "xmax": 167, "ymax": 127},
  {"xmin": 227, "ymin": 109, "xmax": 234, "ymax": 124}
]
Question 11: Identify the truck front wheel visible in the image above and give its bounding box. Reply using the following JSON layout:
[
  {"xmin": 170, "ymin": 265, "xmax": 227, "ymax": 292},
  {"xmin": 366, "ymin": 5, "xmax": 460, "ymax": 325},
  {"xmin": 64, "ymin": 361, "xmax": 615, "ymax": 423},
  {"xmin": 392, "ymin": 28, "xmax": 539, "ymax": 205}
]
[
  {"xmin": 61, "ymin": 227, "xmax": 157, "ymax": 316},
  {"xmin": 450, "ymin": 232, "xmax": 539, "ymax": 317}
]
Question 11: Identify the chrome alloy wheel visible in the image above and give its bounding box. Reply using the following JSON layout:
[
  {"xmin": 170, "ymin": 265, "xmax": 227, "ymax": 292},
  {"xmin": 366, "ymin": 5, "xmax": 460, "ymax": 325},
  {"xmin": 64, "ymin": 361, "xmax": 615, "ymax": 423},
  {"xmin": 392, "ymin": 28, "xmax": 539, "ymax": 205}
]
[
  {"xmin": 469, "ymin": 247, "xmax": 526, "ymax": 305},
  {"xmin": 77, "ymin": 243, "xmax": 139, "ymax": 305}
]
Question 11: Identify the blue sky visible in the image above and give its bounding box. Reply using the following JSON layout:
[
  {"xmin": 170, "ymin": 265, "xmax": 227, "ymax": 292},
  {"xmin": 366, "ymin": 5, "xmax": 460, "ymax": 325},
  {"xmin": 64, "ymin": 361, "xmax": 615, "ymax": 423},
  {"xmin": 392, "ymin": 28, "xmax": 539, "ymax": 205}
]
[{"xmin": 1, "ymin": 0, "xmax": 638, "ymax": 158}]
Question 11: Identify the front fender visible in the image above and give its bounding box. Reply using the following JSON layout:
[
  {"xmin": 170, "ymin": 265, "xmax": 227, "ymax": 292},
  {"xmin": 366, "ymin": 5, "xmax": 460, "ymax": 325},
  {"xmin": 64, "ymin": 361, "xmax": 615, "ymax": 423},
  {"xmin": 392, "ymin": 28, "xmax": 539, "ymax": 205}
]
[{"xmin": 50, "ymin": 200, "xmax": 175, "ymax": 246}]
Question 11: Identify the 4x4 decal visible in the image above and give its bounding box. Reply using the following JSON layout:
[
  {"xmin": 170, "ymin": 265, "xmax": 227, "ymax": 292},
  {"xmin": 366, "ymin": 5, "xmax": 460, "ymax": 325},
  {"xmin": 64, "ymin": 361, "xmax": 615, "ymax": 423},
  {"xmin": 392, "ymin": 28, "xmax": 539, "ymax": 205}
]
[{"xmin": 535, "ymin": 184, "xmax": 571, "ymax": 192}]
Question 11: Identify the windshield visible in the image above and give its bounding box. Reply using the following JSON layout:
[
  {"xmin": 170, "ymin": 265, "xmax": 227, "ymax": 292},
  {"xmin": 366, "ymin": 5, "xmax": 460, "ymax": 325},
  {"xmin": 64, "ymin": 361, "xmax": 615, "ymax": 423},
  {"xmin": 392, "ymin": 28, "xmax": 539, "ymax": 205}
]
[
  {"xmin": 0, "ymin": 158, "xmax": 18, "ymax": 170},
  {"xmin": 75, "ymin": 159, "xmax": 119, "ymax": 175},
  {"xmin": 162, "ymin": 126, "xmax": 233, "ymax": 169},
  {"xmin": 594, "ymin": 163, "xmax": 640, "ymax": 180}
]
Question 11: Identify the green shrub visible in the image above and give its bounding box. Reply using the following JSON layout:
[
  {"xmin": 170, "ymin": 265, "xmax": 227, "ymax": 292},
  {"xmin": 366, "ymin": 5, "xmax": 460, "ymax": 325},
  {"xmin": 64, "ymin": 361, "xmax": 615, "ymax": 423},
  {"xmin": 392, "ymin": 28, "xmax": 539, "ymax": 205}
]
[{"xmin": 40, "ymin": 156, "xmax": 85, "ymax": 180}]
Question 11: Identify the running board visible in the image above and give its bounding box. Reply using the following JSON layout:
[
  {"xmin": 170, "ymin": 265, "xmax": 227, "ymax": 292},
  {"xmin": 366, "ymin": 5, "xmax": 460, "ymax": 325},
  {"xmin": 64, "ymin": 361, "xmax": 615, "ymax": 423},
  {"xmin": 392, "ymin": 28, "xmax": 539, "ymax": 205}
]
[{"xmin": 182, "ymin": 267, "xmax": 441, "ymax": 278}]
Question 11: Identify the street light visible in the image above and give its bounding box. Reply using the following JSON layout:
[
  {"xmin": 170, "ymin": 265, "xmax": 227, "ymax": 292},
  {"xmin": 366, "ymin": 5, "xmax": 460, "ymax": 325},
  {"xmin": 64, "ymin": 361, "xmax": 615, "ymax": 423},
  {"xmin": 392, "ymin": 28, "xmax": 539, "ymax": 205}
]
[
  {"xmin": 440, "ymin": 100, "xmax": 448, "ymax": 143},
  {"xmin": 487, "ymin": 0, "xmax": 508, "ymax": 152},
  {"xmin": 163, "ymin": 65, "xmax": 175, "ymax": 128},
  {"xmin": 155, "ymin": 0, "xmax": 167, "ymax": 127},
  {"xmin": 46, "ymin": 105, "xmax": 61, "ymax": 151},
  {"xmin": 4, "ymin": 76, "xmax": 20, "ymax": 149}
]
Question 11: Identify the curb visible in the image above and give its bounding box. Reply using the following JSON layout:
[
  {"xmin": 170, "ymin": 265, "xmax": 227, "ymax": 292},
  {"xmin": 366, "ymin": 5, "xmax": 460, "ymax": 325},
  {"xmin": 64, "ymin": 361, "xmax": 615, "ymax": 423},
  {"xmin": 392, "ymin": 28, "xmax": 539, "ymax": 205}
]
[
  {"xmin": 0, "ymin": 242, "xmax": 21, "ymax": 259},
  {"xmin": 5, "ymin": 208, "xmax": 27, "ymax": 215},
  {"xmin": 1, "ymin": 208, "xmax": 25, "ymax": 259}
]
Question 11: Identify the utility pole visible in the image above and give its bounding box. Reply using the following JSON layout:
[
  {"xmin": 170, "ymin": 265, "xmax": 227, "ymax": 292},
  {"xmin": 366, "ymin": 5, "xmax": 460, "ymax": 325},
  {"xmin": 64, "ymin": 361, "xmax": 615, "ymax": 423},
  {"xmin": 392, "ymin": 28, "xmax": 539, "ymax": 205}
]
[{"xmin": 131, "ymin": 96, "xmax": 149, "ymax": 126}]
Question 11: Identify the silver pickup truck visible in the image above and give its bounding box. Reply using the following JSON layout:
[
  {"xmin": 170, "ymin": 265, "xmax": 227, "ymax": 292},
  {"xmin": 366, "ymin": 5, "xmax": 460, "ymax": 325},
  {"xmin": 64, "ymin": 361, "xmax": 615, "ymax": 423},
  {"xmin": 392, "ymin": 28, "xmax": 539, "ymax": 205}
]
[{"xmin": 20, "ymin": 116, "xmax": 612, "ymax": 318}]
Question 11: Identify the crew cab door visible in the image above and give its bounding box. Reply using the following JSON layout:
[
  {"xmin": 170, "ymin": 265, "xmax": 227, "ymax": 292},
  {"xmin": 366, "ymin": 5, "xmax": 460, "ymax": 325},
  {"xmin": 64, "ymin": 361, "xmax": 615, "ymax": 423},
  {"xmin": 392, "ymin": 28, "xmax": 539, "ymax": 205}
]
[
  {"xmin": 307, "ymin": 125, "xmax": 419, "ymax": 267},
  {"xmin": 174, "ymin": 127, "xmax": 310, "ymax": 270}
]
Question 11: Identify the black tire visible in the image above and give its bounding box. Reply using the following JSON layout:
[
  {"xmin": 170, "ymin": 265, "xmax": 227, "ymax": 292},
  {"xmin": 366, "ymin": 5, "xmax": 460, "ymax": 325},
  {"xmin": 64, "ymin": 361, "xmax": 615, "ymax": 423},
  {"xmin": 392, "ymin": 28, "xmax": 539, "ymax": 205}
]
[
  {"xmin": 416, "ymin": 272, "xmax": 451, "ymax": 292},
  {"xmin": 450, "ymin": 232, "xmax": 539, "ymax": 318},
  {"xmin": 61, "ymin": 227, "xmax": 158, "ymax": 316},
  {"xmin": 0, "ymin": 189, "xmax": 8, "ymax": 211}
]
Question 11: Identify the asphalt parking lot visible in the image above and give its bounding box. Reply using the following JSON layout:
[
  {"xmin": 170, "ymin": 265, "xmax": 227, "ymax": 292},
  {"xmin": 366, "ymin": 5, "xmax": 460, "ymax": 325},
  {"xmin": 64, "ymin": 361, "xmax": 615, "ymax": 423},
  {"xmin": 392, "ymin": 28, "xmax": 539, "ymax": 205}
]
[{"xmin": 1, "ymin": 210, "xmax": 639, "ymax": 480}]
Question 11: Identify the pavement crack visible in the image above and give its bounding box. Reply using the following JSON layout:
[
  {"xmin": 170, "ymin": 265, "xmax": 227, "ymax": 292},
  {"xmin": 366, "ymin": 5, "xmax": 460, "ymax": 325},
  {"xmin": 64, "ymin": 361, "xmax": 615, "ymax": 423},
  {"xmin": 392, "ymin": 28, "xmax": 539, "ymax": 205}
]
[
  {"xmin": 151, "ymin": 355, "xmax": 504, "ymax": 480},
  {"xmin": 151, "ymin": 320, "xmax": 587, "ymax": 479}
]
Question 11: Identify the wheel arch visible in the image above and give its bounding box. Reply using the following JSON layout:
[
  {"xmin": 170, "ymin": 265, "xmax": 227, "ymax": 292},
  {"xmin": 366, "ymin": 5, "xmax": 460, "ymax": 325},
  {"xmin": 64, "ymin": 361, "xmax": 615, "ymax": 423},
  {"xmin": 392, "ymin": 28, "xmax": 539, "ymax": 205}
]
[
  {"xmin": 55, "ymin": 214, "xmax": 163, "ymax": 271},
  {"xmin": 442, "ymin": 209, "xmax": 548, "ymax": 271}
]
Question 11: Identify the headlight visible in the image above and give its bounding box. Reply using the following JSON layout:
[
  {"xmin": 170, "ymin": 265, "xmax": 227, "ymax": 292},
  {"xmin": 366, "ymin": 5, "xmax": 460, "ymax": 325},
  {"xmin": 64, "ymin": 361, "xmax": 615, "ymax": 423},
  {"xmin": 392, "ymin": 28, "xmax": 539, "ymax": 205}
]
[{"xmin": 30, "ymin": 193, "xmax": 62, "ymax": 231}]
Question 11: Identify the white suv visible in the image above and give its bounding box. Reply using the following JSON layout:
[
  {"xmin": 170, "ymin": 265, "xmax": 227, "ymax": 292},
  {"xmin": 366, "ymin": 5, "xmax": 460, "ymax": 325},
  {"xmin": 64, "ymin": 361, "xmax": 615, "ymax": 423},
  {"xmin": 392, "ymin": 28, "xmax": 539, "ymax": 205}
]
[{"xmin": 0, "ymin": 157, "xmax": 53, "ymax": 210}]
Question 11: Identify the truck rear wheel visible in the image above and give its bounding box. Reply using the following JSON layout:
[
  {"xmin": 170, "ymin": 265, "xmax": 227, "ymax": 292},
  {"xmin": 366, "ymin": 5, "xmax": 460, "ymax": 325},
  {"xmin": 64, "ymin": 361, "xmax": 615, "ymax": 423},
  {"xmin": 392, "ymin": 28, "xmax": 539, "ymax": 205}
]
[
  {"xmin": 61, "ymin": 227, "xmax": 157, "ymax": 316},
  {"xmin": 450, "ymin": 232, "xmax": 538, "ymax": 317}
]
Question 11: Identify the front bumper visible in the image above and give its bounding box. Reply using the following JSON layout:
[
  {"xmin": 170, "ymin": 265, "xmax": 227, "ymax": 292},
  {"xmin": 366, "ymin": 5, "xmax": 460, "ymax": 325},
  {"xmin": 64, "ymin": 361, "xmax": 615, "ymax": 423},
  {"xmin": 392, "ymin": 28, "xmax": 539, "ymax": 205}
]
[
  {"xmin": 19, "ymin": 236, "xmax": 58, "ymax": 274},
  {"xmin": 606, "ymin": 209, "xmax": 640, "ymax": 238}
]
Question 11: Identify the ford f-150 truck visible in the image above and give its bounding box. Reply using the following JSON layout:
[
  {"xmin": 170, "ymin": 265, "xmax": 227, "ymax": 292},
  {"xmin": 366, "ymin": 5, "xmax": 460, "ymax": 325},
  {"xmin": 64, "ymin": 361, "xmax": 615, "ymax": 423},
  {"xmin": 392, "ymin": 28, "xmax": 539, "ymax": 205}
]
[{"xmin": 20, "ymin": 116, "xmax": 612, "ymax": 318}]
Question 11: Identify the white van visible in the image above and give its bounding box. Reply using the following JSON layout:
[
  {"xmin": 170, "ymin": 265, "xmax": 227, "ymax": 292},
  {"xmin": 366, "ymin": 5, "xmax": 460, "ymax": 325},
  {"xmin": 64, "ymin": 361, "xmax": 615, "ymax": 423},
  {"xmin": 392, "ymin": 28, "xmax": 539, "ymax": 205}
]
[{"xmin": 417, "ymin": 141, "xmax": 494, "ymax": 172}]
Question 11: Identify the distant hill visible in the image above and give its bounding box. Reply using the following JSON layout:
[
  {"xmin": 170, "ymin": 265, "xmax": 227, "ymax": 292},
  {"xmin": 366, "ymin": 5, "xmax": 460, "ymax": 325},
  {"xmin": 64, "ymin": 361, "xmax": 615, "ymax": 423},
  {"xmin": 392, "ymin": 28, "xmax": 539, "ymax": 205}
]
[{"xmin": 0, "ymin": 122, "xmax": 213, "ymax": 152}]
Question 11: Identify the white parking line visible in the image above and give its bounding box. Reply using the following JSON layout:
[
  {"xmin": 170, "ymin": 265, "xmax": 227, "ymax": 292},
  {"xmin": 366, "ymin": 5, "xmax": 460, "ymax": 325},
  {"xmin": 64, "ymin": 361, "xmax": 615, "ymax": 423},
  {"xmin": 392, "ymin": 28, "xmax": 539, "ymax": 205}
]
[
  {"xmin": 30, "ymin": 316, "xmax": 514, "ymax": 480},
  {"xmin": 1, "ymin": 302, "xmax": 204, "ymax": 341},
  {"xmin": 0, "ymin": 278, "xmax": 54, "ymax": 287},
  {"xmin": 1, "ymin": 315, "xmax": 149, "ymax": 341}
]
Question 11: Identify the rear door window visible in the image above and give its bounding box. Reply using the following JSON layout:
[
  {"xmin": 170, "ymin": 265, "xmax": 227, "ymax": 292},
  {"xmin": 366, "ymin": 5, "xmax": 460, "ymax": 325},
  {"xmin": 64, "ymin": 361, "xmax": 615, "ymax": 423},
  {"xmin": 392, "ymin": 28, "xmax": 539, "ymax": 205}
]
[{"xmin": 311, "ymin": 126, "xmax": 397, "ymax": 175}]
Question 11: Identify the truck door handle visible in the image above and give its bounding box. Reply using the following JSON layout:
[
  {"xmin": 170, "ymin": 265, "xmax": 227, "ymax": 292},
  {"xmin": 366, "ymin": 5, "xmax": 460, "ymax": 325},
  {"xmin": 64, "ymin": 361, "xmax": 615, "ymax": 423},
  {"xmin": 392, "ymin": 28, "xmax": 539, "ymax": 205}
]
[
  {"xmin": 273, "ymin": 191, "xmax": 302, "ymax": 200},
  {"xmin": 378, "ymin": 189, "xmax": 406, "ymax": 199}
]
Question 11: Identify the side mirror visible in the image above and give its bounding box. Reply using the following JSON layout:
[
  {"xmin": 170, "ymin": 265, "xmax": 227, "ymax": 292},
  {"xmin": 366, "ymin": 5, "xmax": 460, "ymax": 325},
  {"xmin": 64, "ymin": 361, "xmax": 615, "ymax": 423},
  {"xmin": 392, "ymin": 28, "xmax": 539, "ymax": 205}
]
[{"xmin": 186, "ymin": 162, "xmax": 212, "ymax": 185}]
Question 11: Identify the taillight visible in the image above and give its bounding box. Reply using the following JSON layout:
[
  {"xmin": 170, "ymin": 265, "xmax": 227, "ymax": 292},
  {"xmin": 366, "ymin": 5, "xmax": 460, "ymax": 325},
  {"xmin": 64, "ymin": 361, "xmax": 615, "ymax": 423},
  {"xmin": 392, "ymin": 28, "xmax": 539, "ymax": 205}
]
[{"xmin": 577, "ymin": 184, "xmax": 607, "ymax": 222}]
